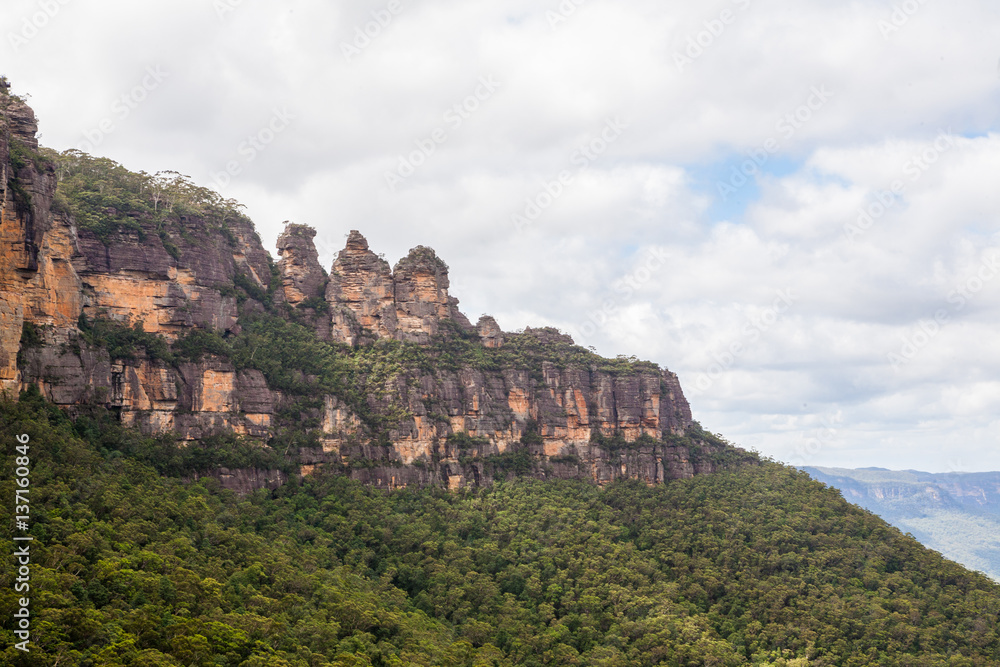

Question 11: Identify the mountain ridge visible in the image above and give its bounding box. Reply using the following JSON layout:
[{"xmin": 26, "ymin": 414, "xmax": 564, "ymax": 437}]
[{"xmin": 0, "ymin": 84, "xmax": 750, "ymax": 494}]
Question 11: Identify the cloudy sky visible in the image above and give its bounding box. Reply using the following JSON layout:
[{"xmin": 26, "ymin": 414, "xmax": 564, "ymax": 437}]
[{"xmin": 5, "ymin": 0, "xmax": 1000, "ymax": 471}]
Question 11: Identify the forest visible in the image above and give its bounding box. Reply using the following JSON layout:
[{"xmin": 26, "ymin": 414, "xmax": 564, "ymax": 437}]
[
  {"xmin": 2, "ymin": 390, "xmax": 999, "ymax": 666},
  {"xmin": 803, "ymin": 467, "xmax": 1000, "ymax": 584}
]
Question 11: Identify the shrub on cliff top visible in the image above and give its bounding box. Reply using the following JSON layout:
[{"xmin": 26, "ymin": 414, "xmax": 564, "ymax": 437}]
[
  {"xmin": 42, "ymin": 148, "xmax": 252, "ymax": 245},
  {"xmin": 423, "ymin": 322, "xmax": 661, "ymax": 377}
]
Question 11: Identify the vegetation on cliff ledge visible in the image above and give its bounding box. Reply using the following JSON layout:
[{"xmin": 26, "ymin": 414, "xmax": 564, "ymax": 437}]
[
  {"xmin": 41, "ymin": 148, "xmax": 253, "ymax": 246},
  {"xmin": 2, "ymin": 393, "xmax": 1000, "ymax": 666},
  {"xmin": 77, "ymin": 287, "xmax": 674, "ymax": 452}
]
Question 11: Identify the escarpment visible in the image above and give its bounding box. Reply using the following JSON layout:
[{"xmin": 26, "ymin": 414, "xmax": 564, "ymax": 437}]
[
  {"xmin": 1, "ymin": 90, "xmax": 58, "ymax": 395},
  {"xmin": 2, "ymin": 86, "xmax": 751, "ymax": 492}
]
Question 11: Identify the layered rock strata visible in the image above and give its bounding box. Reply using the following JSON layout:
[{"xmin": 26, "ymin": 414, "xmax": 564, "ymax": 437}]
[
  {"xmin": 326, "ymin": 230, "xmax": 396, "ymax": 345},
  {"xmin": 1, "ymin": 88, "xmax": 731, "ymax": 493},
  {"xmin": 275, "ymin": 222, "xmax": 326, "ymax": 307},
  {"xmin": 325, "ymin": 230, "xmax": 473, "ymax": 345}
]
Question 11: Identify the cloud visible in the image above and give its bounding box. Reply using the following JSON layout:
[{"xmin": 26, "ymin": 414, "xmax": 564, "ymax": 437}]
[{"xmin": 5, "ymin": 0, "xmax": 1000, "ymax": 470}]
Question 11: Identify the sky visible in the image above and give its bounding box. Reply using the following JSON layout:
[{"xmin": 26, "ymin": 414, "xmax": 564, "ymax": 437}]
[{"xmin": 4, "ymin": 0, "xmax": 1000, "ymax": 472}]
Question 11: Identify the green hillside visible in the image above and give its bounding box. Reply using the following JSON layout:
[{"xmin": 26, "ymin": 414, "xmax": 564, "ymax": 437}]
[
  {"xmin": 2, "ymin": 394, "xmax": 999, "ymax": 666},
  {"xmin": 803, "ymin": 467, "xmax": 1000, "ymax": 582}
]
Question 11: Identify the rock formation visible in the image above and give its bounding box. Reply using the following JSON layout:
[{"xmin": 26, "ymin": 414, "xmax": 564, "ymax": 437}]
[
  {"xmin": 392, "ymin": 244, "xmax": 473, "ymax": 343},
  {"xmin": 324, "ymin": 230, "xmax": 473, "ymax": 345},
  {"xmin": 1, "ymin": 86, "xmax": 742, "ymax": 493},
  {"xmin": 477, "ymin": 315, "xmax": 504, "ymax": 348},
  {"xmin": 326, "ymin": 230, "xmax": 396, "ymax": 345},
  {"xmin": 275, "ymin": 222, "xmax": 326, "ymax": 306},
  {"xmin": 1, "ymin": 92, "xmax": 62, "ymax": 394}
]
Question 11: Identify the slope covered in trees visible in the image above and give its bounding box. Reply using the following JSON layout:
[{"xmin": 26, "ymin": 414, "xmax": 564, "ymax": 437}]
[
  {"xmin": 803, "ymin": 467, "xmax": 1000, "ymax": 583},
  {"xmin": 2, "ymin": 393, "xmax": 999, "ymax": 666}
]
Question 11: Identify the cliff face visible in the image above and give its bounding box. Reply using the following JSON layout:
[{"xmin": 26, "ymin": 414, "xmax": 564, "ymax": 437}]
[
  {"xmin": 2, "ymin": 89, "xmax": 737, "ymax": 492},
  {"xmin": 75, "ymin": 221, "xmax": 251, "ymax": 337},
  {"xmin": 0, "ymin": 92, "xmax": 60, "ymax": 395}
]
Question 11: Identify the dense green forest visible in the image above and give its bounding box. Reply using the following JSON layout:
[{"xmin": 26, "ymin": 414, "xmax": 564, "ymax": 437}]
[
  {"xmin": 2, "ymin": 392, "xmax": 999, "ymax": 666},
  {"xmin": 803, "ymin": 467, "xmax": 1000, "ymax": 583}
]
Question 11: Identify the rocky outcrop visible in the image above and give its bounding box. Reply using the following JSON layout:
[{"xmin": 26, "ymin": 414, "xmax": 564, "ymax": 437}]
[
  {"xmin": 477, "ymin": 315, "xmax": 504, "ymax": 348},
  {"xmin": 659, "ymin": 370, "xmax": 692, "ymax": 434},
  {"xmin": 74, "ymin": 219, "xmax": 252, "ymax": 338},
  {"xmin": 392, "ymin": 245, "xmax": 473, "ymax": 343},
  {"xmin": 326, "ymin": 230, "xmax": 396, "ymax": 345},
  {"xmin": 17, "ymin": 335, "xmax": 276, "ymax": 440},
  {"xmin": 323, "ymin": 230, "xmax": 473, "ymax": 344},
  {"xmin": 1, "ymin": 86, "xmax": 741, "ymax": 494},
  {"xmin": 330, "ymin": 357, "xmax": 702, "ymax": 488},
  {"xmin": 275, "ymin": 222, "xmax": 326, "ymax": 306}
]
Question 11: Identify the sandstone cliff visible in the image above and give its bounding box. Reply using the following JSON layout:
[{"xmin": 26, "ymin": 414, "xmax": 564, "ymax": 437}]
[
  {"xmin": 324, "ymin": 229, "xmax": 473, "ymax": 345},
  {"xmin": 1, "ymin": 87, "xmax": 60, "ymax": 395},
  {"xmin": 1, "ymin": 85, "xmax": 748, "ymax": 492}
]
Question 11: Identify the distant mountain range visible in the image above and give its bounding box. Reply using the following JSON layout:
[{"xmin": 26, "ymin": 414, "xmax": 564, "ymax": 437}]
[{"xmin": 802, "ymin": 466, "xmax": 1000, "ymax": 581}]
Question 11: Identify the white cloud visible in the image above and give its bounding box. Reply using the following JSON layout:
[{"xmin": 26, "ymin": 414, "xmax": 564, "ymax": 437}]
[{"xmin": 5, "ymin": 0, "xmax": 1000, "ymax": 470}]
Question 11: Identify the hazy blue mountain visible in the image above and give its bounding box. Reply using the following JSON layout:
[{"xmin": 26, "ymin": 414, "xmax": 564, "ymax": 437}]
[{"xmin": 802, "ymin": 466, "xmax": 1000, "ymax": 581}]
